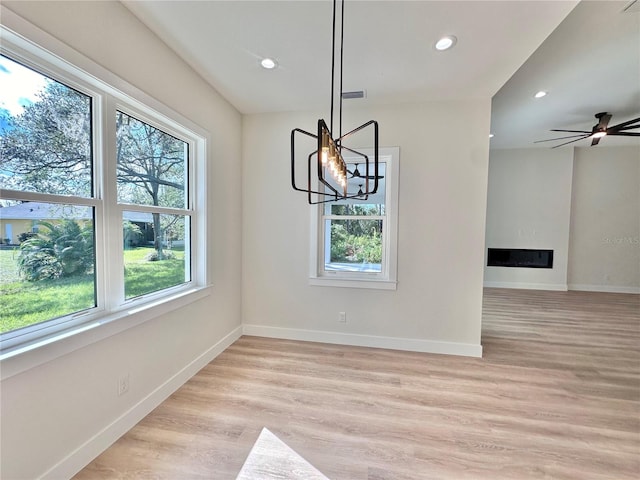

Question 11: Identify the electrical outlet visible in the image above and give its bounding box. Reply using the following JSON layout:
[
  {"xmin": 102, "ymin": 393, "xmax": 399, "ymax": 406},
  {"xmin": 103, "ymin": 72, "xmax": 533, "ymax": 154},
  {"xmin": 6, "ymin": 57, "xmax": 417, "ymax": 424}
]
[
  {"xmin": 118, "ymin": 373, "xmax": 130, "ymax": 396},
  {"xmin": 339, "ymin": 311, "xmax": 347, "ymax": 323}
]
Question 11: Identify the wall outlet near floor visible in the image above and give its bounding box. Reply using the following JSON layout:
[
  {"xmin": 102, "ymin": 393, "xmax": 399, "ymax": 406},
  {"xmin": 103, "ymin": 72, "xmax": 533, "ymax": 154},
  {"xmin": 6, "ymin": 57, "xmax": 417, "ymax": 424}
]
[
  {"xmin": 118, "ymin": 373, "xmax": 130, "ymax": 396},
  {"xmin": 338, "ymin": 311, "xmax": 347, "ymax": 323}
]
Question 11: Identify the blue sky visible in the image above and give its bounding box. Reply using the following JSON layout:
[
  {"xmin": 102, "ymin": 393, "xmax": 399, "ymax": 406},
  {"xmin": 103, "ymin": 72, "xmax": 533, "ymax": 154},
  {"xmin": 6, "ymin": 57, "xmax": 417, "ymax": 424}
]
[{"xmin": 0, "ymin": 54, "xmax": 48, "ymax": 117}]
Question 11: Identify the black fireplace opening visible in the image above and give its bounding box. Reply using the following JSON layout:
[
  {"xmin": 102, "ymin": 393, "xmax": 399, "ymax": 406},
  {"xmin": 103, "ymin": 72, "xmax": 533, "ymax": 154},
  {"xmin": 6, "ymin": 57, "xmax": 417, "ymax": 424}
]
[{"xmin": 487, "ymin": 248, "xmax": 554, "ymax": 269}]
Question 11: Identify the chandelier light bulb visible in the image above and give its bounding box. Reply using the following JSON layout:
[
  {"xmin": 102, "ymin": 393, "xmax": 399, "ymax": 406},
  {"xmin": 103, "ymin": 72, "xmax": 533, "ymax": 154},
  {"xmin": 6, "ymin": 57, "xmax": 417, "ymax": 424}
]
[{"xmin": 321, "ymin": 147, "xmax": 329, "ymax": 164}]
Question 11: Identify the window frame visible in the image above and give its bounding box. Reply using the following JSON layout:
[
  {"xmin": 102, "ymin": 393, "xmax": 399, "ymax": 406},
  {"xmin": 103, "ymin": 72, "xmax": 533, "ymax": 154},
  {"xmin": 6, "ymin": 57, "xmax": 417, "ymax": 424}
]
[
  {"xmin": 113, "ymin": 105, "xmax": 195, "ymax": 303},
  {"xmin": 309, "ymin": 146, "xmax": 399, "ymax": 290},
  {"xmin": 0, "ymin": 19, "xmax": 210, "ymax": 367}
]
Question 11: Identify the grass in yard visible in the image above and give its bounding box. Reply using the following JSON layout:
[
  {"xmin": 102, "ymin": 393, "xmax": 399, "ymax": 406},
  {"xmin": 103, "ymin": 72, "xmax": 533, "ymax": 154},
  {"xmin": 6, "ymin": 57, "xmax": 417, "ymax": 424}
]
[
  {"xmin": 0, "ymin": 248, "xmax": 21, "ymax": 284},
  {"xmin": 1, "ymin": 247, "xmax": 186, "ymax": 334},
  {"xmin": 124, "ymin": 247, "xmax": 186, "ymax": 299},
  {"xmin": 0, "ymin": 274, "xmax": 96, "ymax": 333}
]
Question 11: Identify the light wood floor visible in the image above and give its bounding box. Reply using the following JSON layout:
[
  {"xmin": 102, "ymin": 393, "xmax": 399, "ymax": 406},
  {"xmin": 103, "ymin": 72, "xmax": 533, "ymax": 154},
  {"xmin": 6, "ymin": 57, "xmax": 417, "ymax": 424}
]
[{"xmin": 74, "ymin": 289, "xmax": 640, "ymax": 479}]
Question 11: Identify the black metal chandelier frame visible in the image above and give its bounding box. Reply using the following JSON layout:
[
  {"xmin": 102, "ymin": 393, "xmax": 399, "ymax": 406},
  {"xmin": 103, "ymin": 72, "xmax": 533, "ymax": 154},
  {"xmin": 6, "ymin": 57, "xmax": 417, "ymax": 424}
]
[{"xmin": 290, "ymin": 0, "xmax": 379, "ymax": 204}]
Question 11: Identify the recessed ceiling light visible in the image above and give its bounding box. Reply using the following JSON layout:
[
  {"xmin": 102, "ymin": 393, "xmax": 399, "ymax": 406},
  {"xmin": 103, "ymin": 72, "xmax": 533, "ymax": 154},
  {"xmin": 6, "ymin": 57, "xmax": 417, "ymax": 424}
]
[
  {"xmin": 260, "ymin": 58, "xmax": 277, "ymax": 69},
  {"xmin": 534, "ymin": 90, "xmax": 547, "ymax": 99},
  {"xmin": 489, "ymin": 133, "xmax": 494, "ymax": 138},
  {"xmin": 435, "ymin": 35, "xmax": 457, "ymax": 51}
]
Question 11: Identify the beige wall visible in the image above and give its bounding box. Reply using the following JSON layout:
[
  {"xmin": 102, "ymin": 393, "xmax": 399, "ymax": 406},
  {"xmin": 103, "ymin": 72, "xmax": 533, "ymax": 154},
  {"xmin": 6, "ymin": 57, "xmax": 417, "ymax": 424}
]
[
  {"xmin": 568, "ymin": 146, "xmax": 640, "ymax": 292},
  {"xmin": 484, "ymin": 145, "xmax": 640, "ymax": 293},
  {"xmin": 0, "ymin": 2, "xmax": 243, "ymax": 478},
  {"xmin": 242, "ymin": 100, "xmax": 490, "ymax": 351},
  {"xmin": 484, "ymin": 147, "xmax": 574, "ymax": 290},
  {"xmin": 0, "ymin": 219, "xmax": 32, "ymax": 243}
]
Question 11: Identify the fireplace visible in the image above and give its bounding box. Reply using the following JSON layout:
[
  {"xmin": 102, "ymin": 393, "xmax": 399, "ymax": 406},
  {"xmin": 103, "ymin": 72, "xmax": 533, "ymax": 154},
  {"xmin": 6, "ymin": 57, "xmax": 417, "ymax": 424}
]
[{"xmin": 487, "ymin": 248, "xmax": 553, "ymax": 269}]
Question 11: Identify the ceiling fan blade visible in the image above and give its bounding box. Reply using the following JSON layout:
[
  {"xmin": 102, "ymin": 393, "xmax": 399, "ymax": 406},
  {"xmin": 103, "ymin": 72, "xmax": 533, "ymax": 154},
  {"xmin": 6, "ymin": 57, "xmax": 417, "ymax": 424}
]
[
  {"xmin": 550, "ymin": 135, "xmax": 591, "ymax": 148},
  {"xmin": 534, "ymin": 134, "xmax": 592, "ymax": 143},
  {"xmin": 595, "ymin": 113, "xmax": 612, "ymax": 131},
  {"xmin": 607, "ymin": 116, "xmax": 640, "ymax": 131},
  {"xmin": 616, "ymin": 124, "xmax": 640, "ymax": 131},
  {"xmin": 550, "ymin": 129, "xmax": 592, "ymax": 134},
  {"xmin": 543, "ymin": 113, "xmax": 640, "ymax": 149}
]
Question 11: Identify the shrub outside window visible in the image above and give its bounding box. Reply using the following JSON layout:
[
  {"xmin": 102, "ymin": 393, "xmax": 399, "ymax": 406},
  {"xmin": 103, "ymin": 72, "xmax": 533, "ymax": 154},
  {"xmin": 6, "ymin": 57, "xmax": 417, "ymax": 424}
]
[{"xmin": 323, "ymin": 162, "xmax": 386, "ymax": 273}]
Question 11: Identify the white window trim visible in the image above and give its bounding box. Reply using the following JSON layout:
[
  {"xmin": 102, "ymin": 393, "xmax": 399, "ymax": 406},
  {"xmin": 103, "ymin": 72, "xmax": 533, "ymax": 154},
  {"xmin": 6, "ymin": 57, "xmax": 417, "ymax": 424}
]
[
  {"xmin": 309, "ymin": 146, "xmax": 399, "ymax": 290},
  {"xmin": 0, "ymin": 9, "xmax": 211, "ymax": 379}
]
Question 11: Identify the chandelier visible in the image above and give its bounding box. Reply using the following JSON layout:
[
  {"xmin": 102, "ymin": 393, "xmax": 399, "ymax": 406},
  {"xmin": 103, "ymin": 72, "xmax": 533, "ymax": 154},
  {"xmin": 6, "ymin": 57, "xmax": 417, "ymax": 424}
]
[{"xmin": 291, "ymin": 0, "xmax": 379, "ymax": 204}]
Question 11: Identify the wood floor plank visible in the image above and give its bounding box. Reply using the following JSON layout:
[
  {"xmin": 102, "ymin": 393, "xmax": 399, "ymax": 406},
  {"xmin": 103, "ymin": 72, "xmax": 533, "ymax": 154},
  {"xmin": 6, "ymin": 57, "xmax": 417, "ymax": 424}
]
[{"xmin": 74, "ymin": 288, "xmax": 640, "ymax": 479}]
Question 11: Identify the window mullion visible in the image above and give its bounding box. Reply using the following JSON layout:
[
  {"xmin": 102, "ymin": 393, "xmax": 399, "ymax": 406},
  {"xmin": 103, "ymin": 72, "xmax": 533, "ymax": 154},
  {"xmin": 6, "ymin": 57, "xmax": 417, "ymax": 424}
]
[
  {"xmin": 101, "ymin": 96, "xmax": 124, "ymax": 309},
  {"xmin": 116, "ymin": 204, "xmax": 189, "ymax": 217},
  {"xmin": 323, "ymin": 214, "xmax": 385, "ymax": 221},
  {"xmin": 0, "ymin": 189, "xmax": 100, "ymax": 206}
]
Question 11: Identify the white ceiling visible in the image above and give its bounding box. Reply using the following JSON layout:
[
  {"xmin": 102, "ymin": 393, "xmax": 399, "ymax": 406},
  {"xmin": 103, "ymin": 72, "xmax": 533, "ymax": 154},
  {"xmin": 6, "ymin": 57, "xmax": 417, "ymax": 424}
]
[
  {"xmin": 491, "ymin": 0, "xmax": 640, "ymax": 149},
  {"xmin": 122, "ymin": 0, "xmax": 640, "ymax": 149}
]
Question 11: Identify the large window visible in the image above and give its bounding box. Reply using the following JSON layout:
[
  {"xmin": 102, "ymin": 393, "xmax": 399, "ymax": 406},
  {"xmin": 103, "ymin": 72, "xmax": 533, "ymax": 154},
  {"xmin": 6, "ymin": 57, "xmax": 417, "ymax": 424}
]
[
  {"xmin": 0, "ymin": 30, "xmax": 207, "ymax": 354},
  {"xmin": 310, "ymin": 147, "xmax": 399, "ymax": 289}
]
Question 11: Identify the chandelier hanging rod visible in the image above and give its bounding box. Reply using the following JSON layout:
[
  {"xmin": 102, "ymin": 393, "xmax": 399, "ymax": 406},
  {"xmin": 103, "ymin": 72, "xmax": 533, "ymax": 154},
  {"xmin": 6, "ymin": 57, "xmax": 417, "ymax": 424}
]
[
  {"xmin": 329, "ymin": 0, "xmax": 345, "ymax": 141},
  {"xmin": 290, "ymin": 0, "xmax": 379, "ymax": 204}
]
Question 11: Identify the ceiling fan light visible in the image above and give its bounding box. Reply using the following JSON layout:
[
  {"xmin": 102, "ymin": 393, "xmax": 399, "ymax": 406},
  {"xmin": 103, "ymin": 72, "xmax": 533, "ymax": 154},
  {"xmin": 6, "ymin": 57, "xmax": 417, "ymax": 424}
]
[
  {"xmin": 435, "ymin": 35, "xmax": 457, "ymax": 51},
  {"xmin": 592, "ymin": 131, "xmax": 607, "ymax": 138}
]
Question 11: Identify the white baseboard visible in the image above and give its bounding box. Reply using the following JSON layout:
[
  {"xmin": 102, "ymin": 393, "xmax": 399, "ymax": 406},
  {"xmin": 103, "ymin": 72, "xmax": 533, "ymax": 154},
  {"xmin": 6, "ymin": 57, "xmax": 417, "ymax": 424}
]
[
  {"xmin": 43, "ymin": 325, "xmax": 243, "ymax": 480},
  {"xmin": 568, "ymin": 284, "xmax": 640, "ymax": 294},
  {"xmin": 483, "ymin": 281, "xmax": 568, "ymax": 291},
  {"xmin": 242, "ymin": 324, "xmax": 482, "ymax": 358}
]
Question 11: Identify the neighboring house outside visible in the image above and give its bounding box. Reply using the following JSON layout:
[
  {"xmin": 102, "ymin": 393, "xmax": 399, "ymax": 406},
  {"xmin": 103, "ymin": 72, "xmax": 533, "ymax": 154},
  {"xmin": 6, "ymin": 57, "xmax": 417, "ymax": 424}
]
[{"xmin": 0, "ymin": 201, "xmax": 154, "ymax": 245}]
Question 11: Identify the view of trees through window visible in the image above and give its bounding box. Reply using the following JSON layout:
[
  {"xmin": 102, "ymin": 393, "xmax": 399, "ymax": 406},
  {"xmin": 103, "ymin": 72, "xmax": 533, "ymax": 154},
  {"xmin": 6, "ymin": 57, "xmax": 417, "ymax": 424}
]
[
  {"xmin": 0, "ymin": 54, "xmax": 190, "ymax": 335},
  {"xmin": 323, "ymin": 163, "xmax": 386, "ymax": 273},
  {"xmin": 116, "ymin": 112, "xmax": 190, "ymax": 299}
]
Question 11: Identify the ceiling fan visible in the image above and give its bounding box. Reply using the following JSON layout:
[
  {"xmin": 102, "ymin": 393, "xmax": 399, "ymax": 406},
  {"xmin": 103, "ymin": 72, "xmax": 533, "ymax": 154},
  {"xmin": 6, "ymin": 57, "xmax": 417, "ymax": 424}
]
[
  {"xmin": 347, "ymin": 163, "xmax": 384, "ymax": 180},
  {"xmin": 535, "ymin": 112, "xmax": 640, "ymax": 148}
]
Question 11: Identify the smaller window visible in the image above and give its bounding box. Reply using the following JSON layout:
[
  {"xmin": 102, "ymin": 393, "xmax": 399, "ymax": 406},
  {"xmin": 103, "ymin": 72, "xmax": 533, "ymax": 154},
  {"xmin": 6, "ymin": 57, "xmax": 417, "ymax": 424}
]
[{"xmin": 310, "ymin": 147, "xmax": 399, "ymax": 290}]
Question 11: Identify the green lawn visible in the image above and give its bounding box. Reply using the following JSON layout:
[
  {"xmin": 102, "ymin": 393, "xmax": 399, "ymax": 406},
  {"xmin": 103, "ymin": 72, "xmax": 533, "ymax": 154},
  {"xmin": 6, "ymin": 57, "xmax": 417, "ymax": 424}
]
[
  {"xmin": 125, "ymin": 247, "xmax": 186, "ymax": 299},
  {"xmin": 0, "ymin": 247, "xmax": 186, "ymax": 334},
  {"xmin": 0, "ymin": 247, "xmax": 20, "ymax": 284}
]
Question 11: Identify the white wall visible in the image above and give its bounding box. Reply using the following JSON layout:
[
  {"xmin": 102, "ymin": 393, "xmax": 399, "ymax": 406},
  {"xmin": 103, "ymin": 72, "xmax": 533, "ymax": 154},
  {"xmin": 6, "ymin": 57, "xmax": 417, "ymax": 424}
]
[
  {"xmin": 568, "ymin": 146, "xmax": 640, "ymax": 293},
  {"xmin": 242, "ymin": 100, "xmax": 490, "ymax": 355},
  {"xmin": 484, "ymin": 148, "xmax": 574, "ymax": 290},
  {"xmin": 484, "ymin": 145, "xmax": 640, "ymax": 293},
  {"xmin": 0, "ymin": 2, "xmax": 243, "ymax": 479}
]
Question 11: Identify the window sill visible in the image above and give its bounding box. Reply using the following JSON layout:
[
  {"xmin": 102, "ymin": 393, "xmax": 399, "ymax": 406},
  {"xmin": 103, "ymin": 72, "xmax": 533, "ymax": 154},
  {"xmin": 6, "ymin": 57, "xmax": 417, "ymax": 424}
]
[
  {"xmin": 0, "ymin": 285, "xmax": 212, "ymax": 381},
  {"xmin": 309, "ymin": 277, "xmax": 397, "ymax": 290}
]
